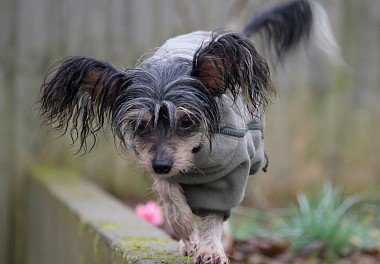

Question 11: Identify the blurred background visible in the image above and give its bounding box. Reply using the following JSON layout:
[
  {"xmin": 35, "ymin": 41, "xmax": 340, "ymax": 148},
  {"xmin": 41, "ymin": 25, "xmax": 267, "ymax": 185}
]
[{"xmin": 1, "ymin": 0, "xmax": 379, "ymax": 262}]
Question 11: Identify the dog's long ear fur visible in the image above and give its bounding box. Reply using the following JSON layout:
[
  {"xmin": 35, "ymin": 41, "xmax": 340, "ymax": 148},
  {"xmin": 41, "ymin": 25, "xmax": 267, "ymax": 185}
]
[
  {"xmin": 40, "ymin": 56, "xmax": 131, "ymax": 152},
  {"xmin": 191, "ymin": 31, "xmax": 275, "ymax": 114}
]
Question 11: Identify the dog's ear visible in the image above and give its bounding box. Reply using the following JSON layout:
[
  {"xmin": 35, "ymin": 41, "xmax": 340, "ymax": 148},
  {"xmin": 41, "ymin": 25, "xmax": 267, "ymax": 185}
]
[
  {"xmin": 40, "ymin": 56, "xmax": 132, "ymax": 152},
  {"xmin": 191, "ymin": 31, "xmax": 275, "ymax": 113}
]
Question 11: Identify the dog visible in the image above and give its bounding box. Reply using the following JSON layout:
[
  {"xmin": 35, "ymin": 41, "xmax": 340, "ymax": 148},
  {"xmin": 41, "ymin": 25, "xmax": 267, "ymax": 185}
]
[{"xmin": 39, "ymin": 1, "xmax": 338, "ymax": 263}]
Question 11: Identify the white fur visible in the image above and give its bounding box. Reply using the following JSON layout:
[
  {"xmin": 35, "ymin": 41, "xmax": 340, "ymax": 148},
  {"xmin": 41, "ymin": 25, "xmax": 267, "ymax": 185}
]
[
  {"xmin": 309, "ymin": 0, "xmax": 342, "ymax": 65},
  {"xmin": 196, "ymin": 214, "xmax": 228, "ymax": 264},
  {"xmin": 153, "ymin": 180, "xmax": 229, "ymax": 263},
  {"xmin": 153, "ymin": 180, "xmax": 196, "ymax": 239}
]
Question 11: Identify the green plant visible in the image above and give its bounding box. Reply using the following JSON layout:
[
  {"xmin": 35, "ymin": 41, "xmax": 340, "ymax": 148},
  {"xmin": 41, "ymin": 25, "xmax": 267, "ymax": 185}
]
[
  {"xmin": 230, "ymin": 208, "xmax": 262, "ymax": 240},
  {"xmin": 349, "ymin": 203, "xmax": 380, "ymax": 251},
  {"xmin": 276, "ymin": 183, "xmax": 361, "ymax": 258},
  {"xmin": 229, "ymin": 183, "xmax": 380, "ymax": 261}
]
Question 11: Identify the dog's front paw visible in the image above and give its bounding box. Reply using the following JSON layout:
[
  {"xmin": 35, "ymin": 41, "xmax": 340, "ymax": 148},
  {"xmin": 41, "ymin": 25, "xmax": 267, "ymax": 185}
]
[
  {"xmin": 194, "ymin": 248, "xmax": 229, "ymax": 264},
  {"xmin": 179, "ymin": 239, "xmax": 198, "ymax": 256},
  {"xmin": 179, "ymin": 232, "xmax": 199, "ymax": 256}
]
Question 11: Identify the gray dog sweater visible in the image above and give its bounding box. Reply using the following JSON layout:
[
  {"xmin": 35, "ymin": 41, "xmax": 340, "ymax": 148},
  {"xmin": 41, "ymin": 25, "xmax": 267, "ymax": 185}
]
[{"xmin": 153, "ymin": 31, "xmax": 266, "ymax": 218}]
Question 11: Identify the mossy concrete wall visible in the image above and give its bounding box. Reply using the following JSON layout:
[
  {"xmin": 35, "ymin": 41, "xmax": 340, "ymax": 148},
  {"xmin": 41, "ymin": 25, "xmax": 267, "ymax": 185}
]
[{"xmin": 26, "ymin": 166, "xmax": 190, "ymax": 264}]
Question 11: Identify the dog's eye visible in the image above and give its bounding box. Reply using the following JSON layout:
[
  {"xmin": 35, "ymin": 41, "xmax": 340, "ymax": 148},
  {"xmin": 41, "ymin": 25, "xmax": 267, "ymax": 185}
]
[
  {"xmin": 135, "ymin": 121, "xmax": 148, "ymax": 134},
  {"xmin": 180, "ymin": 116, "xmax": 194, "ymax": 129}
]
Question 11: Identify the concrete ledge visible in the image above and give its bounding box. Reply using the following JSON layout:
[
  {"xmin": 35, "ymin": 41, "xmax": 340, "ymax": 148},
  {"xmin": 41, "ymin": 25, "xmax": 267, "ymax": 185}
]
[{"xmin": 26, "ymin": 165, "xmax": 190, "ymax": 264}]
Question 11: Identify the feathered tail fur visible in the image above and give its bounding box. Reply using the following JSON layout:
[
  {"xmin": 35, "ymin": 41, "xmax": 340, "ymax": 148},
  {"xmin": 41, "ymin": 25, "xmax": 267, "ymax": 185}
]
[{"xmin": 242, "ymin": 0, "xmax": 340, "ymax": 63}]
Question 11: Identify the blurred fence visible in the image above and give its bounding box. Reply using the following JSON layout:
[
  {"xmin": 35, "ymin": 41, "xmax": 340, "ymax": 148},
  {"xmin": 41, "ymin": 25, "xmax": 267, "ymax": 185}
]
[{"xmin": 1, "ymin": 0, "xmax": 379, "ymax": 263}]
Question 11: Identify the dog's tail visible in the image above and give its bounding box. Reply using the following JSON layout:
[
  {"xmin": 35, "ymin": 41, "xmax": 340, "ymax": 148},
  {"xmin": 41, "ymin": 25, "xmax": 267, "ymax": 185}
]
[{"xmin": 242, "ymin": 0, "xmax": 340, "ymax": 63}]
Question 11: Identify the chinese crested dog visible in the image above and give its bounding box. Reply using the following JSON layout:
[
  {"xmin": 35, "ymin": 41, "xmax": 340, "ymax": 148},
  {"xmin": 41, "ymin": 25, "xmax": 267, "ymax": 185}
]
[{"xmin": 39, "ymin": 0, "xmax": 338, "ymax": 263}]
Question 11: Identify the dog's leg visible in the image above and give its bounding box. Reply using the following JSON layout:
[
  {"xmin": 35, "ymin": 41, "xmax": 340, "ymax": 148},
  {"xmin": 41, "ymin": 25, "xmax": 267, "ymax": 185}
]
[
  {"xmin": 154, "ymin": 180, "xmax": 198, "ymax": 256},
  {"xmin": 195, "ymin": 213, "xmax": 228, "ymax": 264}
]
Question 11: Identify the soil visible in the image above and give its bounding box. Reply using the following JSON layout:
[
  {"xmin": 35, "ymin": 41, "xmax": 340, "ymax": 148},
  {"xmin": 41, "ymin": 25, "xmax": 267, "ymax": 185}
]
[{"xmin": 228, "ymin": 238, "xmax": 380, "ymax": 264}]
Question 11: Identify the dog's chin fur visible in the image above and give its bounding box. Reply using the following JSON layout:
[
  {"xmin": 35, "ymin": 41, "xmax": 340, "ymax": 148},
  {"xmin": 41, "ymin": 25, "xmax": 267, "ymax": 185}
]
[{"xmin": 39, "ymin": 1, "xmax": 339, "ymax": 263}]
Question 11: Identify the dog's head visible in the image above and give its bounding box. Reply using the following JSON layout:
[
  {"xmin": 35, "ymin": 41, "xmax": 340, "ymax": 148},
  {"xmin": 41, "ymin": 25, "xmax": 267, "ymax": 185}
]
[{"xmin": 40, "ymin": 31, "xmax": 274, "ymax": 179}]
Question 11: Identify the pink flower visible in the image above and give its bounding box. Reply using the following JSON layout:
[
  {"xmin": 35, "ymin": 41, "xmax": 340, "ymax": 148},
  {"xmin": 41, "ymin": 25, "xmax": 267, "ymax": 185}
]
[{"xmin": 134, "ymin": 200, "xmax": 164, "ymax": 227}]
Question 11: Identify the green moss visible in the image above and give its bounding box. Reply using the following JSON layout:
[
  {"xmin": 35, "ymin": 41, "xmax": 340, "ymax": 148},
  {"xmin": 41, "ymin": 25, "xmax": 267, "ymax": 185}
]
[
  {"xmin": 142, "ymin": 251, "xmax": 191, "ymax": 263},
  {"xmin": 93, "ymin": 233, "xmax": 100, "ymax": 263},
  {"xmin": 120, "ymin": 236, "xmax": 190, "ymax": 263},
  {"xmin": 123, "ymin": 236, "xmax": 171, "ymax": 244},
  {"xmin": 122, "ymin": 236, "xmax": 172, "ymax": 252},
  {"xmin": 29, "ymin": 164, "xmax": 79, "ymax": 181},
  {"xmin": 130, "ymin": 244, "xmax": 150, "ymax": 252},
  {"xmin": 99, "ymin": 221, "xmax": 125, "ymax": 231}
]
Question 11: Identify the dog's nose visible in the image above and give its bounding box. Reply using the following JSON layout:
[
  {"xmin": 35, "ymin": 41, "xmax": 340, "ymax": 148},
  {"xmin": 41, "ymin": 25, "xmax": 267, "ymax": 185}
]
[{"xmin": 152, "ymin": 157, "xmax": 173, "ymax": 174}]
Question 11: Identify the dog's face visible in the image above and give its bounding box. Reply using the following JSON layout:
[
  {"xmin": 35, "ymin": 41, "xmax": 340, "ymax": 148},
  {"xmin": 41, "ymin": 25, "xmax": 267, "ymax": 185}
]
[
  {"xmin": 115, "ymin": 59, "xmax": 216, "ymax": 179},
  {"xmin": 130, "ymin": 108, "xmax": 205, "ymax": 179},
  {"xmin": 40, "ymin": 31, "xmax": 274, "ymax": 179}
]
